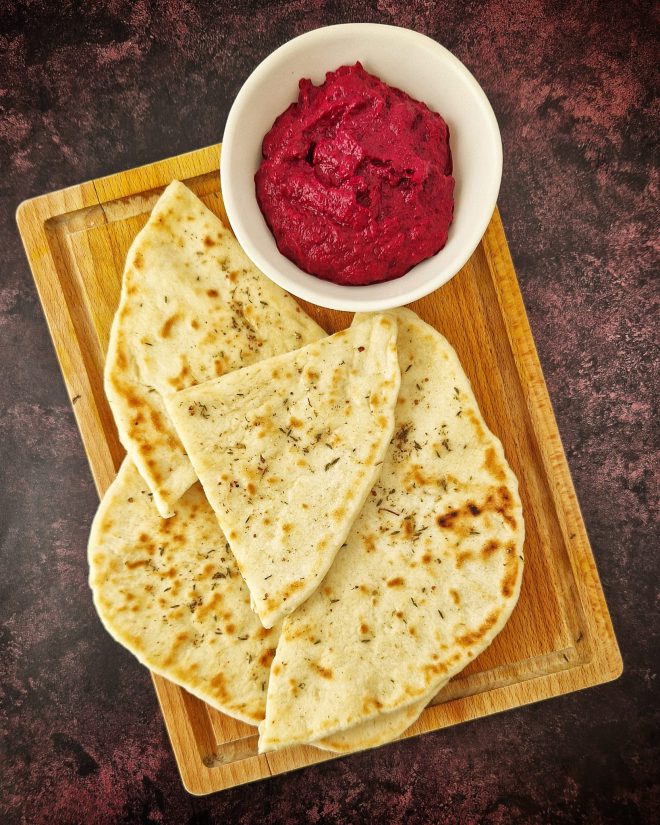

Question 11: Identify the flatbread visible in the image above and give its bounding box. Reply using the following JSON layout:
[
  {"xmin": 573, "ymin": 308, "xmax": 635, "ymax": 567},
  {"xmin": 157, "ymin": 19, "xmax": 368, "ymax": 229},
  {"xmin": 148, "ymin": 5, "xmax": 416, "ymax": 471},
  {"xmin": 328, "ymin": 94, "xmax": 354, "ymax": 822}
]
[
  {"xmin": 165, "ymin": 315, "xmax": 400, "ymax": 628},
  {"xmin": 88, "ymin": 458, "xmax": 280, "ymax": 724},
  {"xmin": 259, "ymin": 308, "xmax": 524, "ymax": 751},
  {"xmin": 314, "ymin": 681, "xmax": 446, "ymax": 753},
  {"xmin": 104, "ymin": 180, "xmax": 325, "ymax": 519}
]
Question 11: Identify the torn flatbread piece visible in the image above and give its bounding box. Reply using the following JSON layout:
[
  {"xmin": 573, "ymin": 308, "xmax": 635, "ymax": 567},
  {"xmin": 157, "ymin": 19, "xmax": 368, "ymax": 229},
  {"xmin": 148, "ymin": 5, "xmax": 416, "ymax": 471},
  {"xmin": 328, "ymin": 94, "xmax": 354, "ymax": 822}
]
[
  {"xmin": 259, "ymin": 308, "xmax": 524, "ymax": 751},
  {"xmin": 315, "ymin": 681, "xmax": 446, "ymax": 754},
  {"xmin": 104, "ymin": 180, "xmax": 325, "ymax": 518},
  {"xmin": 165, "ymin": 314, "xmax": 400, "ymax": 628},
  {"xmin": 88, "ymin": 458, "xmax": 280, "ymax": 725}
]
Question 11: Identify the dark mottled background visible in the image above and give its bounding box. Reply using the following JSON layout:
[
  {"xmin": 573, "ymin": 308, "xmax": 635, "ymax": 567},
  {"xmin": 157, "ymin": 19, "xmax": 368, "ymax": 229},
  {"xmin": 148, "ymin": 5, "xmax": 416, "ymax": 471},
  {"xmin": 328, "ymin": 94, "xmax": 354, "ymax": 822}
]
[{"xmin": 1, "ymin": 1, "xmax": 658, "ymax": 823}]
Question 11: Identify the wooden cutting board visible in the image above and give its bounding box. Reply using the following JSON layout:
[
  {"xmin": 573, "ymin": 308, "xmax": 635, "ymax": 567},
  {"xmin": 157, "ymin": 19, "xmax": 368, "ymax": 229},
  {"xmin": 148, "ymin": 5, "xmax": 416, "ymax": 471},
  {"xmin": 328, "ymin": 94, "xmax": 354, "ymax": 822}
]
[{"xmin": 16, "ymin": 144, "xmax": 621, "ymax": 795}]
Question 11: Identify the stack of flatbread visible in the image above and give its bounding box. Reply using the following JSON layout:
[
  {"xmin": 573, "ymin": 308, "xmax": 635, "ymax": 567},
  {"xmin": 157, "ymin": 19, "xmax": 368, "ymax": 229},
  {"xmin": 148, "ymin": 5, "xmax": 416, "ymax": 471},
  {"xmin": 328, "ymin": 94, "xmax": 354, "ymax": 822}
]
[{"xmin": 89, "ymin": 181, "xmax": 524, "ymax": 756}]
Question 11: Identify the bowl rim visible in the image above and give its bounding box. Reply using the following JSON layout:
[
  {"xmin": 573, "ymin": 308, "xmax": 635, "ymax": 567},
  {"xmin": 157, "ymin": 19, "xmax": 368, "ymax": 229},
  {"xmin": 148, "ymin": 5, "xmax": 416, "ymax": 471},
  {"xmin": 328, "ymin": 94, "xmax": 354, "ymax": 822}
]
[{"xmin": 221, "ymin": 23, "xmax": 502, "ymax": 312}]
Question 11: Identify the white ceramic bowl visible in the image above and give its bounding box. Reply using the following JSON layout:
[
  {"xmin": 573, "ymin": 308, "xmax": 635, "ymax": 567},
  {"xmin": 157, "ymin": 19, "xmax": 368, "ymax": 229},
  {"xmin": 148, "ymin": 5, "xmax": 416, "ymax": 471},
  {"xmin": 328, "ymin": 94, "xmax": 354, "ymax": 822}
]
[{"xmin": 221, "ymin": 23, "xmax": 502, "ymax": 312}]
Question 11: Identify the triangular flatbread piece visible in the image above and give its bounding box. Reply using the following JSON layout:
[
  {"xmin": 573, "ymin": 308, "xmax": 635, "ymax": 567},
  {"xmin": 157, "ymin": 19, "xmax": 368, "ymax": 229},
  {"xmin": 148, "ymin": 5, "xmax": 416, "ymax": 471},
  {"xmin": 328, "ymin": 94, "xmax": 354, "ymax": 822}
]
[
  {"xmin": 313, "ymin": 681, "xmax": 445, "ymax": 753},
  {"xmin": 165, "ymin": 314, "xmax": 400, "ymax": 627},
  {"xmin": 88, "ymin": 459, "xmax": 280, "ymax": 725},
  {"xmin": 104, "ymin": 180, "xmax": 325, "ymax": 518},
  {"xmin": 259, "ymin": 308, "xmax": 524, "ymax": 751}
]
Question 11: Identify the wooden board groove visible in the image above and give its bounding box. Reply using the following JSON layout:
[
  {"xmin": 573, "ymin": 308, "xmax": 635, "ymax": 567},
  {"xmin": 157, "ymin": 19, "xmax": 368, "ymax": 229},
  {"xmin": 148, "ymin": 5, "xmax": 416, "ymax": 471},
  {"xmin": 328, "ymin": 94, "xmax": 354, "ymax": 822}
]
[{"xmin": 16, "ymin": 143, "xmax": 622, "ymax": 796}]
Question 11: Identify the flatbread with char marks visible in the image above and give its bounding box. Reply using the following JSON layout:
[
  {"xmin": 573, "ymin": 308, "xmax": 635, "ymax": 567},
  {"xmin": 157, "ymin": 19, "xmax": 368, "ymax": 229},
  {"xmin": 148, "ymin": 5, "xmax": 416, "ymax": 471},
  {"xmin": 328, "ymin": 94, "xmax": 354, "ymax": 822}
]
[
  {"xmin": 88, "ymin": 459, "xmax": 281, "ymax": 724},
  {"xmin": 259, "ymin": 308, "xmax": 524, "ymax": 752},
  {"xmin": 104, "ymin": 181, "xmax": 325, "ymax": 518},
  {"xmin": 165, "ymin": 315, "xmax": 400, "ymax": 628}
]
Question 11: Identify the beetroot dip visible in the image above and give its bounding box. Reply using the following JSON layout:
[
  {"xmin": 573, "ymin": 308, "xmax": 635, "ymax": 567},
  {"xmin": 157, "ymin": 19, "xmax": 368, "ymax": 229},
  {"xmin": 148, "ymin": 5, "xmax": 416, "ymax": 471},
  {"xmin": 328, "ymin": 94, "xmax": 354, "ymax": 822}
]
[{"xmin": 255, "ymin": 63, "xmax": 455, "ymax": 286}]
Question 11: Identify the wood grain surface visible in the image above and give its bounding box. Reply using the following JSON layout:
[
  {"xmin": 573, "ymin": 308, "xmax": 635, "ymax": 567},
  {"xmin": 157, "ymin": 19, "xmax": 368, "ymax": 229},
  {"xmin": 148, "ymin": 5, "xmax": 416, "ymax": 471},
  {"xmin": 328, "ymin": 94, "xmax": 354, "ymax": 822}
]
[{"xmin": 16, "ymin": 144, "xmax": 621, "ymax": 795}]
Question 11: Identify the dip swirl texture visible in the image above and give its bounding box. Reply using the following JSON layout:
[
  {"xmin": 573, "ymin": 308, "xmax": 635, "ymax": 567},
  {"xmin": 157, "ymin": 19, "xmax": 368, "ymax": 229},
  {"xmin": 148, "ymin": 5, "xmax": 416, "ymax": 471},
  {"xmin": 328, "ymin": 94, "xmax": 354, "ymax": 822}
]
[{"xmin": 255, "ymin": 63, "xmax": 455, "ymax": 286}]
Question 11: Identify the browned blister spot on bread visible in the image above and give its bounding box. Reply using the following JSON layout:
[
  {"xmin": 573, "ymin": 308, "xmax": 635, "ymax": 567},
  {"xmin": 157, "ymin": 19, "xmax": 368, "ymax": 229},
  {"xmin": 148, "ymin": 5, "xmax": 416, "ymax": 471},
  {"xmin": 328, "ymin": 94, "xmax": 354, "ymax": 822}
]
[
  {"xmin": 500, "ymin": 544, "xmax": 520, "ymax": 598},
  {"xmin": 124, "ymin": 390, "xmax": 142, "ymax": 410},
  {"xmin": 124, "ymin": 558, "xmax": 150, "ymax": 570},
  {"xmin": 210, "ymin": 672, "xmax": 228, "ymax": 701},
  {"xmin": 150, "ymin": 409, "xmax": 165, "ymax": 433},
  {"xmin": 284, "ymin": 580, "xmax": 304, "ymax": 596},
  {"xmin": 114, "ymin": 347, "xmax": 128, "ymax": 371},
  {"xmin": 436, "ymin": 505, "xmax": 458, "ymax": 528},
  {"xmin": 166, "ymin": 358, "xmax": 191, "ymax": 391},
  {"xmin": 436, "ymin": 486, "xmax": 517, "ymax": 535},
  {"xmin": 483, "ymin": 446, "xmax": 506, "ymax": 481},
  {"xmin": 481, "ymin": 539, "xmax": 500, "ymax": 558},
  {"xmin": 311, "ymin": 663, "xmax": 333, "ymax": 679},
  {"xmin": 258, "ymin": 647, "xmax": 277, "ymax": 668},
  {"xmin": 160, "ymin": 313, "xmax": 181, "ymax": 338},
  {"xmin": 456, "ymin": 551, "xmax": 473, "ymax": 568},
  {"xmin": 194, "ymin": 591, "xmax": 223, "ymax": 622},
  {"xmin": 465, "ymin": 408, "xmax": 486, "ymax": 442},
  {"xmin": 362, "ymin": 696, "xmax": 383, "ymax": 714},
  {"xmin": 162, "ymin": 631, "xmax": 189, "ymax": 667},
  {"xmin": 456, "ymin": 609, "xmax": 501, "ymax": 647}
]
